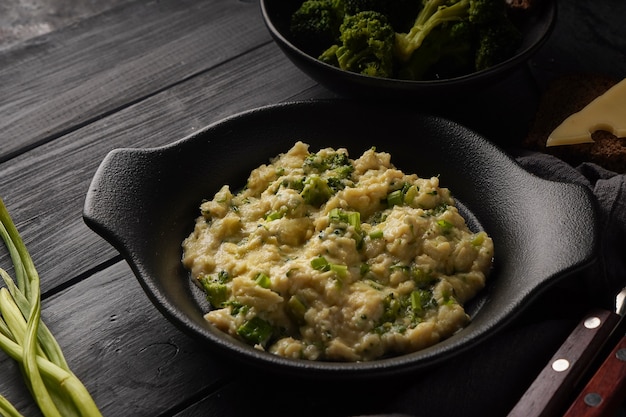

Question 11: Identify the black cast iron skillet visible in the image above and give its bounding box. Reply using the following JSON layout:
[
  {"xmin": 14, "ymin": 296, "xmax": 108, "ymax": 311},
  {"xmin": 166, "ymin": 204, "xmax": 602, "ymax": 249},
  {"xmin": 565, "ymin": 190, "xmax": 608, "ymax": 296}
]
[{"xmin": 83, "ymin": 100, "xmax": 598, "ymax": 379}]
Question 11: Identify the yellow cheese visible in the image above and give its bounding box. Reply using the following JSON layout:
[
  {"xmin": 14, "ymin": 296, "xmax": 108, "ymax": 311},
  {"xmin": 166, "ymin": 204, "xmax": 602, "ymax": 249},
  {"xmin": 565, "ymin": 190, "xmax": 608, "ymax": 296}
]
[{"xmin": 547, "ymin": 77, "xmax": 626, "ymax": 146}]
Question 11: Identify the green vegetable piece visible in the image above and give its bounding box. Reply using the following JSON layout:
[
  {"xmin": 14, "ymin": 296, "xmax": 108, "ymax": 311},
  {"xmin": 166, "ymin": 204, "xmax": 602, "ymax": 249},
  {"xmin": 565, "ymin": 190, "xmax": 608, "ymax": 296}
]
[
  {"xmin": 330, "ymin": 263, "xmax": 348, "ymax": 279},
  {"xmin": 369, "ymin": 229, "xmax": 383, "ymax": 239},
  {"xmin": 410, "ymin": 289, "xmax": 435, "ymax": 314},
  {"xmin": 216, "ymin": 270, "xmax": 230, "ymax": 283},
  {"xmin": 395, "ymin": 0, "xmax": 522, "ymax": 80},
  {"xmin": 474, "ymin": 19, "xmax": 522, "ymax": 71},
  {"xmin": 290, "ymin": 0, "xmax": 346, "ymax": 56},
  {"xmin": 328, "ymin": 11, "xmax": 396, "ymax": 78},
  {"xmin": 199, "ymin": 271, "xmax": 231, "ymax": 307},
  {"xmin": 329, "ymin": 208, "xmax": 361, "ymax": 230},
  {"xmin": 437, "ymin": 219, "xmax": 453, "ymax": 231},
  {"xmin": 0, "ymin": 198, "xmax": 104, "ymax": 417},
  {"xmin": 329, "ymin": 208, "xmax": 364, "ymax": 249},
  {"xmin": 346, "ymin": 211, "xmax": 360, "ymax": 229},
  {"xmin": 288, "ymin": 295, "xmax": 307, "ymax": 326},
  {"xmin": 411, "ymin": 267, "xmax": 435, "ymax": 288},
  {"xmin": 403, "ymin": 185, "xmax": 418, "ymax": 204},
  {"xmin": 386, "ymin": 189, "xmax": 404, "ymax": 207},
  {"xmin": 237, "ymin": 316, "xmax": 274, "ymax": 346},
  {"xmin": 202, "ymin": 281, "xmax": 228, "ymax": 308},
  {"xmin": 265, "ymin": 210, "xmax": 284, "ymax": 221},
  {"xmin": 410, "ymin": 290, "xmax": 423, "ymax": 312},
  {"xmin": 311, "ymin": 256, "xmax": 330, "ymax": 271},
  {"xmin": 301, "ymin": 175, "xmax": 333, "ymax": 207},
  {"xmin": 380, "ymin": 293, "xmax": 401, "ymax": 322},
  {"xmin": 344, "ymin": 0, "xmax": 421, "ymax": 32},
  {"xmin": 255, "ymin": 272, "xmax": 271, "ymax": 289},
  {"xmin": 282, "ymin": 177, "xmax": 305, "ymax": 192},
  {"xmin": 471, "ymin": 231, "xmax": 487, "ymax": 246}
]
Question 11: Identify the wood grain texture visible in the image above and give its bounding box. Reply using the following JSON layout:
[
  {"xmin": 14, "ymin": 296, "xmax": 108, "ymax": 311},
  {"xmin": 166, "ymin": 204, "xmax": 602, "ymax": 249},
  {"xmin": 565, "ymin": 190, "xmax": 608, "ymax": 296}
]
[
  {"xmin": 507, "ymin": 310, "xmax": 621, "ymax": 417},
  {"xmin": 1, "ymin": 0, "xmax": 626, "ymax": 415},
  {"xmin": 564, "ymin": 336, "xmax": 626, "ymax": 417},
  {"xmin": 0, "ymin": 0, "xmax": 272, "ymax": 161},
  {"xmin": 0, "ymin": 42, "xmax": 325, "ymax": 294},
  {"xmin": 0, "ymin": 261, "xmax": 236, "ymax": 417}
]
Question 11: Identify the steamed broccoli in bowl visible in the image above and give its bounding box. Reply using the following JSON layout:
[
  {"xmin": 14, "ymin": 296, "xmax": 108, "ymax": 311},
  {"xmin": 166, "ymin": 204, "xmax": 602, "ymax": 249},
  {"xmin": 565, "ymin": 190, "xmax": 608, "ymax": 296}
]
[
  {"xmin": 318, "ymin": 11, "xmax": 396, "ymax": 78},
  {"xmin": 289, "ymin": 0, "xmax": 524, "ymax": 81}
]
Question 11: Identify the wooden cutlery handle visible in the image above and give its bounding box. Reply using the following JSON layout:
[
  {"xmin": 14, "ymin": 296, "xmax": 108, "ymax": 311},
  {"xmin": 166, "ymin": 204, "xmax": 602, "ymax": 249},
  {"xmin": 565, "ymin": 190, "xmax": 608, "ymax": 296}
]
[
  {"xmin": 507, "ymin": 309, "xmax": 621, "ymax": 417},
  {"xmin": 563, "ymin": 335, "xmax": 626, "ymax": 417}
]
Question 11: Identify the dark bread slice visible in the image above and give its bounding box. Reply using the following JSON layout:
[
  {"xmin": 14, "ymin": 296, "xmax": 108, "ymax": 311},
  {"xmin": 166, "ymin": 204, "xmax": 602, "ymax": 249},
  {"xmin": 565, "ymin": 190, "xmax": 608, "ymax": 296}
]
[{"xmin": 522, "ymin": 74, "xmax": 626, "ymax": 173}]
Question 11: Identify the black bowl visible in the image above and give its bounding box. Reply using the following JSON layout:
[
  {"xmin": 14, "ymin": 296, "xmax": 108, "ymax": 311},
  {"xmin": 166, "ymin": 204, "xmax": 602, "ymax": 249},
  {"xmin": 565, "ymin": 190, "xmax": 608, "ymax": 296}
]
[
  {"xmin": 260, "ymin": 0, "xmax": 557, "ymax": 99},
  {"xmin": 83, "ymin": 100, "xmax": 597, "ymax": 379}
]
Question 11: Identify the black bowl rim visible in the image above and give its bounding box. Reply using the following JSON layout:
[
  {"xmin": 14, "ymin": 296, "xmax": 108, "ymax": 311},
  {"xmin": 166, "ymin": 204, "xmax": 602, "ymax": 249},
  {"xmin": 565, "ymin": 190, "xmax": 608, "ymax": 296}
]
[{"xmin": 260, "ymin": 0, "xmax": 557, "ymax": 91}]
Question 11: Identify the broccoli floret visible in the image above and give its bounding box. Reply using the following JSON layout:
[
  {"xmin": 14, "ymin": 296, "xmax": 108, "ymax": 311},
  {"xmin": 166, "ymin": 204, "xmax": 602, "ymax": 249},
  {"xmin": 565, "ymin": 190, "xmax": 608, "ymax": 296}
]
[
  {"xmin": 394, "ymin": 0, "xmax": 522, "ymax": 79},
  {"xmin": 321, "ymin": 10, "xmax": 395, "ymax": 78},
  {"xmin": 300, "ymin": 175, "xmax": 333, "ymax": 207},
  {"xmin": 199, "ymin": 271, "xmax": 231, "ymax": 308},
  {"xmin": 468, "ymin": 0, "xmax": 508, "ymax": 25},
  {"xmin": 237, "ymin": 316, "xmax": 274, "ymax": 346},
  {"xmin": 318, "ymin": 43, "xmax": 341, "ymax": 66},
  {"xmin": 397, "ymin": 20, "xmax": 473, "ymax": 80},
  {"xmin": 290, "ymin": 0, "xmax": 346, "ymax": 55},
  {"xmin": 343, "ymin": 0, "xmax": 421, "ymax": 32},
  {"xmin": 394, "ymin": 0, "xmax": 470, "ymax": 62},
  {"xmin": 474, "ymin": 18, "xmax": 522, "ymax": 71}
]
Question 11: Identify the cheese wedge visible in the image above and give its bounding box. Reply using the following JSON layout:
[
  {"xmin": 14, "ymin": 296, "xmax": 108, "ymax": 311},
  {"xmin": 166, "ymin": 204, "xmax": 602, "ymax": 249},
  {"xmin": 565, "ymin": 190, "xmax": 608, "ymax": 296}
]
[{"xmin": 547, "ymin": 77, "xmax": 626, "ymax": 146}]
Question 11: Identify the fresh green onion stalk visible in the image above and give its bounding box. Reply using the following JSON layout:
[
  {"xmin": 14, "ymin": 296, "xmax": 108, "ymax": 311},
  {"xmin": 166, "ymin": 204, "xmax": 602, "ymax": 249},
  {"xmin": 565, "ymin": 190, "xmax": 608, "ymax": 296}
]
[{"xmin": 0, "ymin": 198, "xmax": 103, "ymax": 417}]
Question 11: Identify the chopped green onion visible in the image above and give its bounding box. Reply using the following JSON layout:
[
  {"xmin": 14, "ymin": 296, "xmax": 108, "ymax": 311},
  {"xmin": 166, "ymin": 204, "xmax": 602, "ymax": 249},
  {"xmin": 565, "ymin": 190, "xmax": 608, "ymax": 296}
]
[
  {"xmin": 369, "ymin": 230, "xmax": 383, "ymax": 239},
  {"xmin": 403, "ymin": 185, "xmax": 418, "ymax": 204},
  {"xmin": 329, "ymin": 263, "xmax": 348, "ymax": 279},
  {"xmin": 265, "ymin": 210, "xmax": 284, "ymax": 221},
  {"xmin": 410, "ymin": 289, "xmax": 436, "ymax": 314},
  {"xmin": 254, "ymin": 272, "xmax": 271, "ymax": 289},
  {"xmin": 311, "ymin": 256, "xmax": 330, "ymax": 271},
  {"xmin": 287, "ymin": 295, "xmax": 307, "ymax": 326},
  {"xmin": 386, "ymin": 189, "xmax": 404, "ymax": 207}
]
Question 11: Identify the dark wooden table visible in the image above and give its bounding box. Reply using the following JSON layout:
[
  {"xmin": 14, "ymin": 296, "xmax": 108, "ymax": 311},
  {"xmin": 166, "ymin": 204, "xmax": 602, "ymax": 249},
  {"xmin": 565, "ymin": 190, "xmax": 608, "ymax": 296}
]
[{"xmin": 1, "ymin": 1, "xmax": 625, "ymax": 416}]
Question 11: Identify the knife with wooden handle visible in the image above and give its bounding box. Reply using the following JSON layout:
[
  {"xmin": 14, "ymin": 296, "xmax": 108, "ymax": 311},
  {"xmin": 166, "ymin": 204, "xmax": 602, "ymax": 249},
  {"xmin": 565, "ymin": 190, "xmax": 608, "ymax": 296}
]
[
  {"xmin": 562, "ymin": 334, "xmax": 626, "ymax": 417},
  {"xmin": 507, "ymin": 308, "xmax": 621, "ymax": 417}
]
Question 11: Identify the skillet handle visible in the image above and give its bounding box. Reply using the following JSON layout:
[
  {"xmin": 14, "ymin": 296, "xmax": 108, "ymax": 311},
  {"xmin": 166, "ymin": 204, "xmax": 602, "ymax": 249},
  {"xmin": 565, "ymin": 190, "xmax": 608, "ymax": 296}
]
[{"xmin": 83, "ymin": 147, "xmax": 160, "ymax": 250}]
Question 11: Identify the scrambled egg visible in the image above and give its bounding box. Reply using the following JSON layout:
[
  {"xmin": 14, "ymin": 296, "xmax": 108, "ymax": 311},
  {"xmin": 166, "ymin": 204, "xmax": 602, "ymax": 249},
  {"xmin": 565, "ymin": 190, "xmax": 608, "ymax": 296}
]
[{"xmin": 182, "ymin": 142, "xmax": 494, "ymax": 361}]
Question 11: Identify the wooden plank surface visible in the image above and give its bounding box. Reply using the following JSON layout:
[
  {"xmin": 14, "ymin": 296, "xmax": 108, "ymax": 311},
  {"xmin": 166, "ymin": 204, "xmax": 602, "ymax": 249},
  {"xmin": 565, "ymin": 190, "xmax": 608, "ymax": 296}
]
[
  {"xmin": 0, "ymin": 0, "xmax": 272, "ymax": 161},
  {"xmin": 0, "ymin": 41, "xmax": 331, "ymax": 294},
  {"xmin": 0, "ymin": 261, "xmax": 237, "ymax": 417},
  {"xmin": 1, "ymin": 0, "xmax": 626, "ymax": 415}
]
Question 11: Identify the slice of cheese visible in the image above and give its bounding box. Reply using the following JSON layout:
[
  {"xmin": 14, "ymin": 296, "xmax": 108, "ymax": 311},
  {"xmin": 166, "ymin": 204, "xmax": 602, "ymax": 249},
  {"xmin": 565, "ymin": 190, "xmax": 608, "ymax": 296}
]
[{"xmin": 547, "ymin": 77, "xmax": 626, "ymax": 146}]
